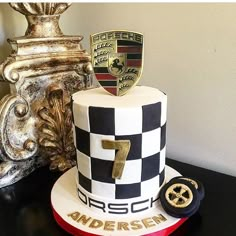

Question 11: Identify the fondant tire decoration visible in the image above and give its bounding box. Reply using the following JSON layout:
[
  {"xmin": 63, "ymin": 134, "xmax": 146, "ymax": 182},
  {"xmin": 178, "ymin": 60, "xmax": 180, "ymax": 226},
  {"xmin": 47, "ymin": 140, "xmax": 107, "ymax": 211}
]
[
  {"xmin": 170, "ymin": 176, "xmax": 205, "ymax": 201},
  {"xmin": 160, "ymin": 179, "xmax": 201, "ymax": 218}
]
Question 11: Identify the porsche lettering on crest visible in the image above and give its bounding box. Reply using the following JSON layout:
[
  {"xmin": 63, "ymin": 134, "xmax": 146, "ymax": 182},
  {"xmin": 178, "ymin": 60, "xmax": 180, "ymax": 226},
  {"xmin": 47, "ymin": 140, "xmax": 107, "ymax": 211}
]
[{"xmin": 91, "ymin": 31, "xmax": 144, "ymax": 96}]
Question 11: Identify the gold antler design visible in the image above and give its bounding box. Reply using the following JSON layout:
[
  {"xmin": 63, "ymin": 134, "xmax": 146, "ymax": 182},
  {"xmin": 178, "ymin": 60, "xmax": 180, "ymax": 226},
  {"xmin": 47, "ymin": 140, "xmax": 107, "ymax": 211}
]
[{"xmin": 119, "ymin": 83, "xmax": 130, "ymax": 91}]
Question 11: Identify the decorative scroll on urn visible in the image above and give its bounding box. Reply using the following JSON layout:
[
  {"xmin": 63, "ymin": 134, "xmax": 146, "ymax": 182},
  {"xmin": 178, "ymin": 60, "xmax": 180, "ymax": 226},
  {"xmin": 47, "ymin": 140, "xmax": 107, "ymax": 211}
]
[
  {"xmin": 38, "ymin": 84, "xmax": 76, "ymax": 172},
  {"xmin": 0, "ymin": 3, "xmax": 93, "ymax": 188}
]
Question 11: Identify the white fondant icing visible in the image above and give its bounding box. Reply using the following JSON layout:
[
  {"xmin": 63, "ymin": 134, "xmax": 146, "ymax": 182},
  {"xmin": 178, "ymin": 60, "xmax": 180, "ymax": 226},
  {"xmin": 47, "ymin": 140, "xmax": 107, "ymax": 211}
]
[
  {"xmin": 90, "ymin": 133, "xmax": 115, "ymax": 160},
  {"xmin": 161, "ymin": 95, "xmax": 167, "ymax": 127},
  {"xmin": 142, "ymin": 128, "xmax": 161, "ymax": 158},
  {"xmin": 115, "ymin": 107, "xmax": 142, "ymax": 135},
  {"xmin": 72, "ymin": 126, "xmax": 76, "ymax": 148},
  {"xmin": 159, "ymin": 147, "xmax": 166, "ymax": 173},
  {"xmin": 73, "ymin": 103, "xmax": 90, "ymax": 132},
  {"xmin": 73, "ymin": 86, "xmax": 167, "ymax": 109},
  {"xmin": 76, "ymin": 150, "xmax": 91, "ymax": 179},
  {"xmin": 141, "ymin": 175, "xmax": 160, "ymax": 198},
  {"xmin": 92, "ymin": 180, "xmax": 116, "ymax": 199},
  {"xmin": 115, "ymin": 159, "xmax": 142, "ymax": 184}
]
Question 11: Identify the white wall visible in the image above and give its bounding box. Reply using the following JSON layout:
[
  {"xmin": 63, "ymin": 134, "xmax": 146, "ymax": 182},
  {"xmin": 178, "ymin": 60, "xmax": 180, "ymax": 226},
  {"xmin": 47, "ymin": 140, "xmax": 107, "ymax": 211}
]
[{"xmin": 1, "ymin": 3, "xmax": 236, "ymax": 176}]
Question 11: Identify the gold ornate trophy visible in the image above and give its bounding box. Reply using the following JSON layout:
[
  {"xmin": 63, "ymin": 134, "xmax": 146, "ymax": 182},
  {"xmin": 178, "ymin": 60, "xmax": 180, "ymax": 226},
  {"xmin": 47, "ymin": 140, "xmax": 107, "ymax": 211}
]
[{"xmin": 0, "ymin": 3, "xmax": 93, "ymax": 188}]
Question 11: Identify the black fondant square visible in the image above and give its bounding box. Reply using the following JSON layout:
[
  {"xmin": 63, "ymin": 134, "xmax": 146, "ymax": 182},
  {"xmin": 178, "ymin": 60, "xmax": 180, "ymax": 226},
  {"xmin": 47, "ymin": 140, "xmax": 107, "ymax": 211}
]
[
  {"xmin": 79, "ymin": 172, "xmax": 91, "ymax": 192},
  {"xmin": 141, "ymin": 153, "xmax": 160, "ymax": 181},
  {"xmin": 116, "ymin": 183, "xmax": 141, "ymax": 199},
  {"xmin": 75, "ymin": 127, "xmax": 90, "ymax": 156},
  {"xmin": 142, "ymin": 102, "xmax": 161, "ymax": 132},
  {"xmin": 161, "ymin": 123, "xmax": 166, "ymax": 150},
  {"xmin": 91, "ymin": 157, "xmax": 115, "ymax": 183},
  {"xmin": 115, "ymin": 134, "xmax": 142, "ymax": 160},
  {"xmin": 89, "ymin": 106, "xmax": 115, "ymax": 135}
]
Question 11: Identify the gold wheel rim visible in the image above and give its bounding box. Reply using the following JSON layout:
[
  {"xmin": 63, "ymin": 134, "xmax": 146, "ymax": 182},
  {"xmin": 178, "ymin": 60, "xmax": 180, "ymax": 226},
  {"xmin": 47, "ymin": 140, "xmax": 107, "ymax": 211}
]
[{"xmin": 165, "ymin": 183, "xmax": 193, "ymax": 208}]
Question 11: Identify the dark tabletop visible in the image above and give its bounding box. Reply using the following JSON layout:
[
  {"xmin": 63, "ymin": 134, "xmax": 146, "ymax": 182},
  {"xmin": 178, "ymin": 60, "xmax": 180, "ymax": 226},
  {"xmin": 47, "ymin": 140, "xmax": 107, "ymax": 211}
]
[{"xmin": 0, "ymin": 158, "xmax": 235, "ymax": 236}]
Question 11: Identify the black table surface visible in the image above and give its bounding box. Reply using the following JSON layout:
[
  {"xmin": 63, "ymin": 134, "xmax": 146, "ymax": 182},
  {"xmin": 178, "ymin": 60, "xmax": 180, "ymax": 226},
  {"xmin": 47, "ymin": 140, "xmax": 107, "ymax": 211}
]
[{"xmin": 0, "ymin": 158, "xmax": 235, "ymax": 236}]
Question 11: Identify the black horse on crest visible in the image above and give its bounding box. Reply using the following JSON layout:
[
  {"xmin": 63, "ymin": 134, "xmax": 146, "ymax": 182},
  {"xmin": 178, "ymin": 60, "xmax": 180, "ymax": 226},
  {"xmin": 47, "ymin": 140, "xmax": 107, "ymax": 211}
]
[{"xmin": 110, "ymin": 58, "xmax": 125, "ymax": 73}]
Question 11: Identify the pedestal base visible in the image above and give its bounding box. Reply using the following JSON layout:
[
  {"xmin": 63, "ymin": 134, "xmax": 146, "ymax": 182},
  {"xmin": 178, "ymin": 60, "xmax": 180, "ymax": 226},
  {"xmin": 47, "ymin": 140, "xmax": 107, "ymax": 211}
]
[{"xmin": 51, "ymin": 166, "xmax": 187, "ymax": 236}]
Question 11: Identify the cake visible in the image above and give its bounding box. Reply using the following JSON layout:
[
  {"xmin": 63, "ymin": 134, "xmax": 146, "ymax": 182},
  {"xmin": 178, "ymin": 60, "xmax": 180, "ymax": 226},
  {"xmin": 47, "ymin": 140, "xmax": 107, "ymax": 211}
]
[
  {"xmin": 51, "ymin": 30, "xmax": 188, "ymax": 236},
  {"xmin": 72, "ymin": 85, "xmax": 167, "ymax": 215}
]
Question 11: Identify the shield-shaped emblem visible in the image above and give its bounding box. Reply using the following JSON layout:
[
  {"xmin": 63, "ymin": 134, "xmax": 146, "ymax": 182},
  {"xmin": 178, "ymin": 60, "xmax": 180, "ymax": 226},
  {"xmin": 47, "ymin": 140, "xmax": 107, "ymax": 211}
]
[{"xmin": 91, "ymin": 30, "xmax": 143, "ymax": 96}]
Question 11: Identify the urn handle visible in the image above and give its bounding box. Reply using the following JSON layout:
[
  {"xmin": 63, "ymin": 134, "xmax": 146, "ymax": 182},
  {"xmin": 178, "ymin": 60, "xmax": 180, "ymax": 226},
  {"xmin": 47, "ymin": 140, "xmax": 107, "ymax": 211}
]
[{"xmin": 0, "ymin": 94, "xmax": 38, "ymax": 161}]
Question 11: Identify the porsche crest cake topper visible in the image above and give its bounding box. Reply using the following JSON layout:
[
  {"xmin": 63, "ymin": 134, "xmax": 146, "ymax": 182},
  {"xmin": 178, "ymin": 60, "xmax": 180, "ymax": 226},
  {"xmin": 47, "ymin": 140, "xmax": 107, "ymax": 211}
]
[{"xmin": 91, "ymin": 30, "xmax": 144, "ymax": 96}]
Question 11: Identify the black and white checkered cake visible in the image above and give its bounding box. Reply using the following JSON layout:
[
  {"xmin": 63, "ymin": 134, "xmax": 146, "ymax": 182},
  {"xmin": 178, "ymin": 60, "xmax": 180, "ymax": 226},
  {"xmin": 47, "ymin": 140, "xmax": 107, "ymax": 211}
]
[{"xmin": 72, "ymin": 86, "xmax": 167, "ymax": 215}]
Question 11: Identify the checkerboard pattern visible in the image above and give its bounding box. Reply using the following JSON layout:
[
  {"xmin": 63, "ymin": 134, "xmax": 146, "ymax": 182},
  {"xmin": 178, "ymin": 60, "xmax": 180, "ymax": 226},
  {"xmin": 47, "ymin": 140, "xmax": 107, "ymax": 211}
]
[{"xmin": 73, "ymin": 101, "xmax": 167, "ymax": 200}]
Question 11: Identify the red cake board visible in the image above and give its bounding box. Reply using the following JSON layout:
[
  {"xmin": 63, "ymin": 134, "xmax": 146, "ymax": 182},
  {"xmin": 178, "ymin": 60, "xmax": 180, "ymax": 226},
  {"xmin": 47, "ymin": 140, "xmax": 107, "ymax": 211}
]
[{"xmin": 51, "ymin": 166, "xmax": 188, "ymax": 236}]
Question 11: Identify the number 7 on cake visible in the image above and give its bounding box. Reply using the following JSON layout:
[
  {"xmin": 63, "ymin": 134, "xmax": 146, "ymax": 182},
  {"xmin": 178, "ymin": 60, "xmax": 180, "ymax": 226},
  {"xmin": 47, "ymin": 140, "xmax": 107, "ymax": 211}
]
[{"xmin": 102, "ymin": 140, "xmax": 131, "ymax": 179}]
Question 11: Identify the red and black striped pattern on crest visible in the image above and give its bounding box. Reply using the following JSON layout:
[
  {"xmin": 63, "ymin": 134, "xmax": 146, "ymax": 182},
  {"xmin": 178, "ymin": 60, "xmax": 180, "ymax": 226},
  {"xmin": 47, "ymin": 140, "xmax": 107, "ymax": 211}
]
[
  {"xmin": 117, "ymin": 40, "xmax": 142, "ymax": 67},
  {"xmin": 93, "ymin": 67, "xmax": 118, "ymax": 96}
]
